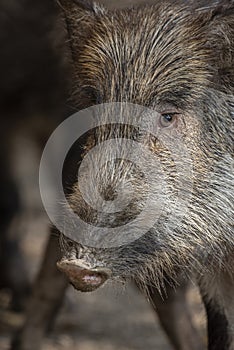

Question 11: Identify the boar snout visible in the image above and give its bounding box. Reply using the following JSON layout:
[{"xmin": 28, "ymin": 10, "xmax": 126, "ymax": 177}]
[{"xmin": 57, "ymin": 259, "xmax": 112, "ymax": 292}]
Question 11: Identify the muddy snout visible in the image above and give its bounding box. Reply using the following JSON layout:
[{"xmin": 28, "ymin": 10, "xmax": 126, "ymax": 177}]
[{"xmin": 57, "ymin": 260, "xmax": 112, "ymax": 292}]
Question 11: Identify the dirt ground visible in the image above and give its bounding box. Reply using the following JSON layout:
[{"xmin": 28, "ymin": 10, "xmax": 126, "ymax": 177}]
[{"xmin": 0, "ymin": 0, "xmax": 207, "ymax": 349}]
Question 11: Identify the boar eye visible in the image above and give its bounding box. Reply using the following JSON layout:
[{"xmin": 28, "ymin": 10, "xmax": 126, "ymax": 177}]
[{"xmin": 160, "ymin": 113, "xmax": 178, "ymax": 128}]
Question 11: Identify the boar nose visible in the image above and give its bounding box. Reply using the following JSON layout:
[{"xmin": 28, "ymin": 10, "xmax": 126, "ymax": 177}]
[{"xmin": 57, "ymin": 260, "xmax": 112, "ymax": 292}]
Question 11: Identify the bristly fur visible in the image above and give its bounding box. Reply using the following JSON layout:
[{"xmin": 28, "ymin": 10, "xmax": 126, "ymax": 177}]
[{"xmin": 58, "ymin": 0, "xmax": 234, "ymax": 345}]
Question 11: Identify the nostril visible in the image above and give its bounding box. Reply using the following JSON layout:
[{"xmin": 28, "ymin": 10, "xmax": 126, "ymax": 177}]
[
  {"xmin": 57, "ymin": 260, "xmax": 111, "ymax": 292},
  {"xmin": 83, "ymin": 273, "xmax": 103, "ymax": 286}
]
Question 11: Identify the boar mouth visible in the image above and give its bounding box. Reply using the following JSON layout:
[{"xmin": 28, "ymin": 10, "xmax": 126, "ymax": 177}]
[{"xmin": 57, "ymin": 259, "xmax": 112, "ymax": 292}]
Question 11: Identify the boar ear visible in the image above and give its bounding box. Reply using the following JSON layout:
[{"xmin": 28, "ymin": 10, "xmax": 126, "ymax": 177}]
[
  {"xmin": 57, "ymin": 0, "xmax": 106, "ymax": 59},
  {"xmin": 196, "ymin": 1, "xmax": 234, "ymax": 92}
]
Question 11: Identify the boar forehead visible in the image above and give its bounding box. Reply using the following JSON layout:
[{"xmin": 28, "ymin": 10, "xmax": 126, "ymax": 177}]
[{"xmin": 76, "ymin": 4, "xmax": 211, "ymax": 106}]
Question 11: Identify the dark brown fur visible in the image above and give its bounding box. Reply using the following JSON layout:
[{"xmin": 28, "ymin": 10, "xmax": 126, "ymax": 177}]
[
  {"xmin": 12, "ymin": 1, "xmax": 233, "ymax": 350},
  {"xmin": 57, "ymin": 1, "xmax": 234, "ymax": 349}
]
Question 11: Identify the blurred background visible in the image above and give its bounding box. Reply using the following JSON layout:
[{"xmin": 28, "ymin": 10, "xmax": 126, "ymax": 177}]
[{"xmin": 0, "ymin": 0, "xmax": 206, "ymax": 349}]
